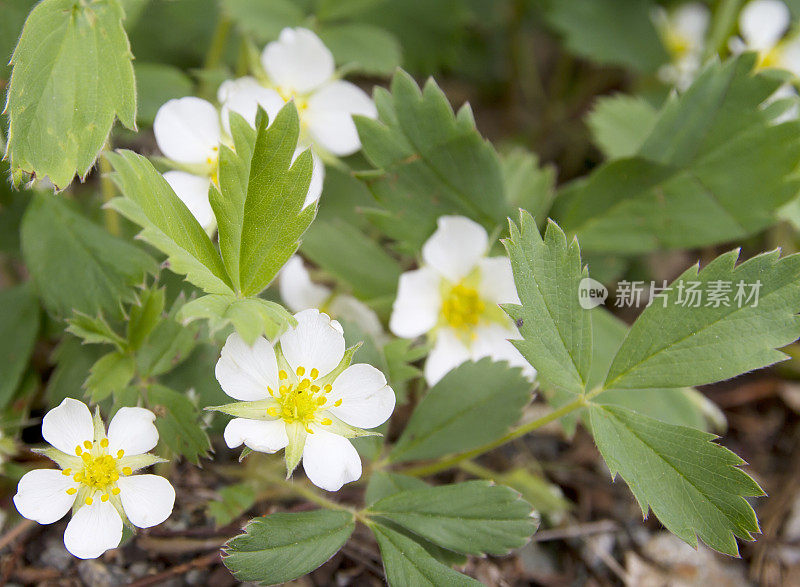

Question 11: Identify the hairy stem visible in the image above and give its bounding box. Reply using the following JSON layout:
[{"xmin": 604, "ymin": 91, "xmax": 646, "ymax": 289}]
[
  {"xmin": 400, "ymin": 388, "xmax": 603, "ymax": 477},
  {"xmin": 98, "ymin": 152, "xmax": 120, "ymax": 236}
]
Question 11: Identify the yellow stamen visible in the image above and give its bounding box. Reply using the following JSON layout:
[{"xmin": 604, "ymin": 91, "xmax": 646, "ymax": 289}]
[
  {"xmin": 85, "ymin": 497, "xmax": 93, "ymax": 505},
  {"xmin": 321, "ymin": 418, "xmax": 332, "ymax": 425},
  {"xmin": 75, "ymin": 445, "xmax": 82, "ymax": 455},
  {"xmin": 83, "ymin": 440, "xmax": 92, "ymax": 449},
  {"xmin": 66, "ymin": 487, "xmax": 77, "ymax": 495},
  {"xmin": 101, "ymin": 494, "xmax": 109, "ymax": 502},
  {"xmin": 296, "ymin": 366, "xmax": 305, "ymax": 376},
  {"xmin": 441, "ymin": 283, "xmax": 485, "ymax": 330},
  {"xmin": 267, "ymin": 407, "xmax": 278, "ymax": 417},
  {"xmin": 112, "ymin": 488, "xmax": 120, "ymax": 496},
  {"xmin": 117, "ymin": 450, "xmax": 124, "ymax": 459},
  {"xmin": 122, "ymin": 467, "xmax": 132, "ymax": 476},
  {"xmin": 310, "ymin": 368, "xmax": 319, "ymax": 379},
  {"xmin": 334, "ymin": 399, "xmax": 343, "ymax": 407},
  {"xmin": 324, "ymin": 384, "xmax": 332, "ymax": 393},
  {"xmin": 100, "ymin": 439, "xmax": 109, "ymax": 448},
  {"xmin": 279, "ymin": 370, "xmax": 288, "ymax": 380},
  {"xmin": 62, "ymin": 468, "xmax": 72, "ymax": 476}
]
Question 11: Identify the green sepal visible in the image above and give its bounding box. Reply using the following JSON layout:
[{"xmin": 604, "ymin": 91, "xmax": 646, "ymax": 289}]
[
  {"xmin": 31, "ymin": 447, "xmax": 81, "ymax": 470},
  {"xmin": 316, "ymin": 343, "xmax": 362, "ymax": 387},
  {"xmin": 205, "ymin": 400, "xmax": 276, "ymax": 420},
  {"xmin": 325, "ymin": 415, "xmax": 383, "ymax": 440},
  {"xmin": 284, "ymin": 422, "xmax": 306, "ymax": 478},
  {"xmin": 92, "ymin": 407, "xmax": 106, "ymax": 442},
  {"xmin": 118, "ymin": 453, "xmax": 169, "ymax": 474}
]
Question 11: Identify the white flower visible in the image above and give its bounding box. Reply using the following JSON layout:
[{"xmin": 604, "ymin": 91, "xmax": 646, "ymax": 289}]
[
  {"xmin": 389, "ymin": 216, "xmax": 535, "ymax": 386},
  {"xmin": 153, "ymin": 96, "xmax": 222, "ymax": 233},
  {"xmin": 214, "ymin": 309, "xmax": 395, "ymax": 492},
  {"xmin": 730, "ymin": 0, "xmax": 800, "ymax": 73},
  {"xmin": 13, "ymin": 399, "xmax": 175, "ymax": 559},
  {"xmin": 653, "ymin": 3, "xmax": 710, "ymax": 90},
  {"xmin": 279, "ymin": 256, "xmax": 384, "ymax": 340},
  {"xmin": 218, "ymin": 27, "xmax": 377, "ymax": 206}
]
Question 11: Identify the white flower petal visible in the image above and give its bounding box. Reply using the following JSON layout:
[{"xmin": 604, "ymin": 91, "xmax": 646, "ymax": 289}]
[
  {"xmin": 221, "ymin": 83, "xmax": 285, "ymax": 134},
  {"xmin": 305, "ymin": 81, "xmax": 377, "ymax": 156},
  {"xmin": 280, "ymin": 309, "xmax": 345, "ymax": 377},
  {"xmin": 42, "ymin": 398, "xmax": 94, "ymax": 455},
  {"xmin": 424, "ymin": 328, "xmax": 471, "ymax": 385},
  {"xmin": 223, "ymin": 418, "xmax": 289, "ymax": 453},
  {"xmin": 279, "ymin": 255, "xmax": 331, "ymax": 313},
  {"xmin": 302, "ymin": 427, "xmax": 361, "ymax": 491},
  {"xmin": 217, "ymin": 76, "xmax": 262, "ymax": 104},
  {"xmin": 779, "ymin": 37, "xmax": 800, "ymax": 75},
  {"xmin": 216, "ymin": 333, "xmax": 280, "ymax": 401},
  {"xmin": 471, "ymin": 323, "xmax": 536, "ymax": 381},
  {"xmin": 13, "ymin": 469, "xmax": 78, "ymax": 524},
  {"xmin": 116, "ymin": 474, "xmax": 175, "ymax": 528},
  {"xmin": 153, "ymin": 97, "xmax": 221, "ymax": 164},
  {"xmin": 328, "ymin": 295, "xmax": 384, "ymax": 339},
  {"xmin": 673, "ymin": 3, "xmax": 710, "ymax": 46},
  {"xmin": 329, "ymin": 364, "xmax": 395, "ymax": 428},
  {"xmin": 261, "ymin": 27, "xmax": 335, "ymax": 94},
  {"xmin": 478, "ymin": 257, "xmax": 520, "ymax": 304},
  {"xmin": 162, "ymin": 171, "xmax": 215, "ymax": 232},
  {"xmin": 390, "ymin": 267, "xmax": 442, "ymax": 339},
  {"xmin": 422, "ymin": 216, "xmax": 489, "ymax": 282},
  {"xmin": 106, "ymin": 407, "xmax": 159, "ymax": 456},
  {"xmin": 740, "ymin": 0, "xmax": 790, "ymax": 50},
  {"xmin": 305, "ymin": 150, "xmax": 325, "ymax": 208},
  {"xmin": 63, "ymin": 499, "xmax": 123, "ymax": 559}
]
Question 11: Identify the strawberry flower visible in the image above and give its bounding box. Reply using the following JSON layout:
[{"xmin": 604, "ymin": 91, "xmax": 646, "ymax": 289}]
[
  {"xmin": 13, "ymin": 399, "xmax": 174, "ymax": 559},
  {"xmin": 653, "ymin": 3, "xmax": 710, "ymax": 90},
  {"xmin": 390, "ymin": 216, "xmax": 535, "ymax": 385},
  {"xmin": 211, "ymin": 309, "xmax": 395, "ymax": 492}
]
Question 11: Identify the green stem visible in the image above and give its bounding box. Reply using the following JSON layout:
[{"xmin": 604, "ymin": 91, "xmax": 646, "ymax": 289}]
[
  {"xmin": 98, "ymin": 153, "xmax": 120, "ymax": 236},
  {"xmin": 200, "ymin": 16, "xmax": 232, "ymax": 99},
  {"xmin": 400, "ymin": 391, "xmax": 598, "ymax": 477},
  {"xmin": 271, "ymin": 476, "xmax": 368, "ymax": 523}
]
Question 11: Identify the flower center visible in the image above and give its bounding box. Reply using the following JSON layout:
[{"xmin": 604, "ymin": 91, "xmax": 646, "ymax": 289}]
[
  {"xmin": 441, "ymin": 283, "xmax": 485, "ymax": 330},
  {"xmin": 664, "ymin": 30, "xmax": 691, "ymax": 58},
  {"xmin": 63, "ymin": 439, "xmax": 129, "ymax": 505},
  {"xmin": 757, "ymin": 46, "xmax": 781, "ymax": 69},
  {"xmin": 267, "ymin": 367, "xmax": 338, "ymax": 432}
]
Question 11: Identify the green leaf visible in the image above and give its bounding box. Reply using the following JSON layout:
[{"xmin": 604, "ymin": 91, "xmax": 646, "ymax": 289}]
[
  {"xmin": 179, "ymin": 294, "xmax": 295, "ymax": 344},
  {"xmin": 355, "ymin": 71, "xmax": 507, "ymax": 252},
  {"xmin": 148, "ymin": 384, "xmax": 211, "ymax": 464},
  {"xmin": 220, "ymin": 0, "xmax": 304, "ymax": 43},
  {"xmin": 67, "ymin": 312, "xmax": 126, "ymax": 350},
  {"xmin": 21, "ymin": 192, "xmax": 156, "ymax": 318},
  {"xmin": 0, "ymin": 283, "xmax": 39, "ymax": 409},
  {"xmin": 543, "ymin": 0, "xmax": 668, "ymax": 72},
  {"xmin": 502, "ymin": 213, "xmax": 592, "ymax": 394},
  {"xmin": 301, "ymin": 219, "xmax": 402, "ymax": 301},
  {"xmin": 389, "ymin": 359, "xmax": 531, "ymax": 463},
  {"xmin": 45, "ymin": 336, "xmax": 104, "ymax": 407},
  {"xmin": 371, "ymin": 522, "xmax": 481, "ymax": 587},
  {"xmin": 0, "ymin": 0, "xmax": 34, "ymax": 81},
  {"xmin": 211, "ymin": 105, "xmax": 316, "ymax": 296},
  {"xmin": 367, "ymin": 480, "xmax": 536, "ymax": 556},
  {"xmin": 318, "ymin": 23, "xmax": 401, "ymax": 76},
  {"xmin": 135, "ymin": 297, "xmax": 198, "ymax": 378},
  {"xmin": 5, "ymin": 0, "xmax": 136, "ymax": 188},
  {"xmin": 126, "ymin": 287, "xmax": 165, "ymax": 350},
  {"xmin": 500, "ymin": 147, "xmax": 556, "ymax": 225},
  {"xmin": 106, "ymin": 150, "xmax": 233, "ymax": 295},
  {"xmin": 586, "ymin": 94, "xmax": 659, "ymax": 159},
  {"xmin": 207, "ymin": 483, "xmax": 256, "ymax": 527},
  {"xmin": 133, "ymin": 62, "xmax": 193, "ymax": 126},
  {"xmin": 85, "ymin": 351, "xmax": 135, "ymax": 402},
  {"xmin": 553, "ymin": 55, "xmax": 800, "ymax": 253},
  {"xmin": 223, "ymin": 509, "xmax": 355, "ymax": 585},
  {"xmin": 365, "ymin": 471, "xmax": 430, "ymax": 506},
  {"xmin": 604, "ymin": 249, "xmax": 800, "ymax": 390},
  {"xmin": 589, "ymin": 403, "xmax": 763, "ymax": 556}
]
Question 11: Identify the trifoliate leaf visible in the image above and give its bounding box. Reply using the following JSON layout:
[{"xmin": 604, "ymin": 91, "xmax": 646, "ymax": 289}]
[
  {"xmin": 0, "ymin": 283, "xmax": 39, "ymax": 409},
  {"xmin": 365, "ymin": 472, "xmax": 430, "ymax": 507},
  {"xmin": 355, "ymin": 71, "xmax": 507, "ymax": 252},
  {"xmin": 371, "ymin": 522, "xmax": 481, "ymax": 587},
  {"xmin": 389, "ymin": 359, "xmax": 531, "ymax": 463},
  {"xmin": 502, "ymin": 212, "xmax": 592, "ymax": 395},
  {"xmin": 604, "ymin": 249, "xmax": 800, "ymax": 390},
  {"xmin": 589, "ymin": 403, "xmax": 763, "ymax": 556},
  {"xmin": 586, "ymin": 94, "xmax": 659, "ymax": 159},
  {"xmin": 67, "ymin": 312, "xmax": 126, "ymax": 350},
  {"xmin": 211, "ymin": 105, "xmax": 316, "ymax": 296},
  {"xmin": 106, "ymin": 150, "xmax": 234, "ymax": 296},
  {"xmin": 553, "ymin": 55, "xmax": 800, "ymax": 253},
  {"xmin": 366, "ymin": 480, "xmax": 537, "ymax": 556},
  {"xmin": 5, "ymin": 0, "xmax": 136, "ymax": 188},
  {"xmin": 223, "ymin": 509, "xmax": 355, "ymax": 585},
  {"xmin": 21, "ymin": 192, "xmax": 156, "ymax": 318}
]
